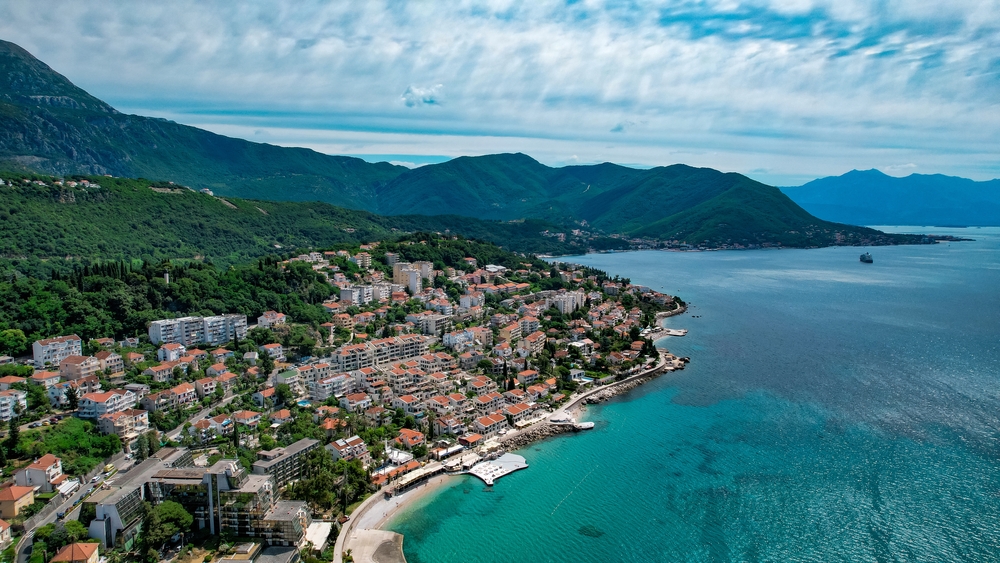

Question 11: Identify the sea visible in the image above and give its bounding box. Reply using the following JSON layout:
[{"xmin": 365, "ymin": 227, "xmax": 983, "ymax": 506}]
[{"xmin": 387, "ymin": 227, "xmax": 1000, "ymax": 563}]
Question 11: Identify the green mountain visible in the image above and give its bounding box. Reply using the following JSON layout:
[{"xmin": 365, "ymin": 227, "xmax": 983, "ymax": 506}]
[
  {"xmin": 0, "ymin": 40, "xmax": 404, "ymax": 208},
  {"xmin": 0, "ymin": 39, "xmax": 923, "ymax": 248},
  {"xmin": 0, "ymin": 171, "xmax": 616, "ymax": 275}
]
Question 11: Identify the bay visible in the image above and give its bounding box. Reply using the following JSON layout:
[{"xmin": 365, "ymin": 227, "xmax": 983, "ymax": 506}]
[{"xmin": 388, "ymin": 227, "xmax": 1000, "ymax": 562}]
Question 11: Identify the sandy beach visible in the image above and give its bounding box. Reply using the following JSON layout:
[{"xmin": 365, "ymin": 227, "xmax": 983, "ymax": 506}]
[{"xmin": 354, "ymin": 474, "xmax": 459, "ymax": 532}]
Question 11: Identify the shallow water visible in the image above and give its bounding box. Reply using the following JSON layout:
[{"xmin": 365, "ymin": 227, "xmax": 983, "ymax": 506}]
[{"xmin": 389, "ymin": 227, "xmax": 1000, "ymax": 562}]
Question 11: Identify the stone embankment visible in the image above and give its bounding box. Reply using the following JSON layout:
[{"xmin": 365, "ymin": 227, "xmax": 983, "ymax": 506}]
[
  {"xmin": 499, "ymin": 423, "xmax": 575, "ymax": 449},
  {"xmin": 656, "ymin": 303, "xmax": 687, "ymax": 320},
  {"xmin": 582, "ymin": 366, "xmax": 678, "ymax": 405}
]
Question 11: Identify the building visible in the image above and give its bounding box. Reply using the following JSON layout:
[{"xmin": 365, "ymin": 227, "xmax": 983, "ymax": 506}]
[
  {"xmin": 326, "ymin": 436, "xmax": 371, "ymax": 466},
  {"xmin": 233, "ymin": 410, "xmax": 262, "ymax": 427},
  {"xmin": 260, "ymin": 343, "xmax": 285, "ymax": 363},
  {"xmin": 251, "ymin": 439, "xmax": 320, "ymax": 488},
  {"xmin": 473, "ymin": 413, "xmax": 508, "ymax": 438},
  {"xmin": 59, "ymin": 355, "xmax": 100, "ymax": 380},
  {"xmin": 78, "ymin": 389, "xmax": 137, "ymax": 419},
  {"xmin": 0, "ymin": 486, "xmax": 34, "ymax": 519},
  {"xmin": 29, "ymin": 371, "xmax": 61, "ymax": 389},
  {"xmin": 194, "ymin": 377, "xmax": 218, "ymax": 399},
  {"xmin": 257, "ymin": 311, "xmax": 287, "ymax": 329},
  {"xmin": 148, "ymin": 315, "xmax": 247, "ymax": 347},
  {"xmin": 33, "ymin": 335, "xmax": 82, "ymax": 368},
  {"xmin": 395, "ymin": 428, "xmax": 425, "ymax": 449},
  {"xmin": 97, "ymin": 409, "xmax": 149, "ymax": 453},
  {"xmin": 157, "ymin": 343, "xmax": 186, "ymax": 362},
  {"xmin": 50, "ymin": 543, "xmax": 99, "ymax": 563},
  {"xmin": 94, "ymin": 351, "xmax": 124, "ymax": 375},
  {"xmin": 0, "ymin": 390, "xmax": 27, "ymax": 422},
  {"xmin": 0, "ymin": 519, "xmax": 10, "ymax": 550},
  {"xmin": 14, "ymin": 454, "xmax": 65, "ymax": 493}
]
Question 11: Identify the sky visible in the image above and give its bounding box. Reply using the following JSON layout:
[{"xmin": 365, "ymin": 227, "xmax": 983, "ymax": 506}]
[{"xmin": 1, "ymin": 0, "xmax": 998, "ymax": 185}]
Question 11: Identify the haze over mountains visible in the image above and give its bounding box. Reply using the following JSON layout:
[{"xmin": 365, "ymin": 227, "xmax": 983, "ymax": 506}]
[
  {"xmin": 782, "ymin": 170, "xmax": 1000, "ymax": 227},
  {"xmin": 0, "ymin": 39, "xmax": 922, "ymax": 249}
]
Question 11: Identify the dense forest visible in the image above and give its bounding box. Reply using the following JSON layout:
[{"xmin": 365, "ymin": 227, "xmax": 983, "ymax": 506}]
[{"xmin": 0, "ymin": 171, "xmax": 624, "ymax": 278}]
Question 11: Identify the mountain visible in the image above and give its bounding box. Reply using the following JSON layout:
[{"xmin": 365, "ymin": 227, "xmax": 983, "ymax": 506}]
[
  {"xmin": 0, "ymin": 40, "xmax": 405, "ymax": 208},
  {"xmin": 781, "ymin": 169, "xmax": 1000, "ymax": 226},
  {"xmin": 0, "ymin": 171, "xmax": 616, "ymax": 275},
  {"xmin": 0, "ymin": 39, "xmax": 925, "ymax": 248}
]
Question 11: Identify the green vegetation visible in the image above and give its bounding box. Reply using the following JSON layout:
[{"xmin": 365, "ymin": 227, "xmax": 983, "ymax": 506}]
[
  {"xmin": 140, "ymin": 501, "xmax": 194, "ymax": 562},
  {"xmin": 0, "ymin": 40, "xmax": 927, "ymax": 250},
  {"xmin": 15, "ymin": 417, "xmax": 121, "ymax": 475}
]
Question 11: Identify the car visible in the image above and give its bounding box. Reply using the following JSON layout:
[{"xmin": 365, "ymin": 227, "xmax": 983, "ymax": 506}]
[
  {"xmin": 42, "ymin": 421, "xmax": 51, "ymax": 426},
  {"xmin": 91, "ymin": 476, "xmax": 101, "ymax": 483},
  {"xmin": 56, "ymin": 511, "xmax": 65, "ymax": 519}
]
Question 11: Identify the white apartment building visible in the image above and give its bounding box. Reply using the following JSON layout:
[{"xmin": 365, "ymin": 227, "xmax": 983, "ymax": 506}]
[
  {"xmin": 78, "ymin": 389, "xmax": 137, "ymax": 419},
  {"xmin": 310, "ymin": 373, "xmax": 352, "ymax": 402},
  {"xmin": 33, "ymin": 335, "xmax": 82, "ymax": 368},
  {"xmin": 256, "ymin": 311, "xmax": 287, "ymax": 329},
  {"xmin": 340, "ymin": 285, "xmax": 374, "ymax": 306},
  {"xmin": 149, "ymin": 315, "xmax": 247, "ymax": 346},
  {"xmin": 0, "ymin": 390, "xmax": 27, "ymax": 422}
]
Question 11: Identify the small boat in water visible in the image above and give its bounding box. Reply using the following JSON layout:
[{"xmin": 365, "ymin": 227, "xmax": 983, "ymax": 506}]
[{"xmin": 860, "ymin": 252, "xmax": 873, "ymax": 263}]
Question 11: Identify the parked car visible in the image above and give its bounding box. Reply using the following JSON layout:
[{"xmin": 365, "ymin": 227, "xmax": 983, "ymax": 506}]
[
  {"xmin": 57, "ymin": 511, "xmax": 65, "ymax": 519},
  {"xmin": 91, "ymin": 476, "xmax": 101, "ymax": 483}
]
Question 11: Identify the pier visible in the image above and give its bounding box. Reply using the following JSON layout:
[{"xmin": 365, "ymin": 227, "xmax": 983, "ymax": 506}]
[{"xmin": 468, "ymin": 453, "xmax": 528, "ymax": 485}]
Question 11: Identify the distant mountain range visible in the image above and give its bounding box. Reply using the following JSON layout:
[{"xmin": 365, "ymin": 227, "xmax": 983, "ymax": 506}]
[
  {"xmin": 782, "ymin": 169, "xmax": 1000, "ymax": 226},
  {"xmin": 0, "ymin": 39, "xmax": 922, "ymax": 249}
]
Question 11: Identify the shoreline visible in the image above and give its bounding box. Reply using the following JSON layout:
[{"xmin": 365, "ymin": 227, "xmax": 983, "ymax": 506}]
[{"xmin": 335, "ymin": 311, "xmax": 688, "ymax": 562}]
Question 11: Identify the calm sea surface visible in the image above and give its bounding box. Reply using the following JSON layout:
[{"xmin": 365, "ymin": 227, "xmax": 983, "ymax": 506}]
[{"xmin": 389, "ymin": 227, "xmax": 1000, "ymax": 563}]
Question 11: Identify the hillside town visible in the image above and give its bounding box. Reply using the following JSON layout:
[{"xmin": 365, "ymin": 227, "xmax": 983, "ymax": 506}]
[{"xmin": 0, "ymin": 239, "xmax": 683, "ymax": 563}]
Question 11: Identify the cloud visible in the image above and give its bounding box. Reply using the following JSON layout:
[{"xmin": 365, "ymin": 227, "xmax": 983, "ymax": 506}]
[
  {"xmin": 401, "ymin": 84, "xmax": 443, "ymax": 107},
  {"xmin": 0, "ymin": 0, "xmax": 998, "ymax": 185},
  {"xmin": 880, "ymin": 163, "xmax": 919, "ymax": 175}
]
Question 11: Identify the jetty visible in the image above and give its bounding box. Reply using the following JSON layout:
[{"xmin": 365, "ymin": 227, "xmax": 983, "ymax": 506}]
[{"xmin": 468, "ymin": 453, "xmax": 528, "ymax": 485}]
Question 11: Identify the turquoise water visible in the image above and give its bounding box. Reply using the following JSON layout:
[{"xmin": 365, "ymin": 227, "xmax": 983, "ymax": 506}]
[{"xmin": 389, "ymin": 228, "xmax": 1000, "ymax": 562}]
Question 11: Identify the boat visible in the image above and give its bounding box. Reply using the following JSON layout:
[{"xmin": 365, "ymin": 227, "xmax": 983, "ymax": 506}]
[{"xmin": 860, "ymin": 252, "xmax": 873, "ymax": 263}]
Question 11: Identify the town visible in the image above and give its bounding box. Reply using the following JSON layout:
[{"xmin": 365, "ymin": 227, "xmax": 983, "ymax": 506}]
[{"xmin": 0, "ymin": 235, "xmax": 685, "ymax": 563}]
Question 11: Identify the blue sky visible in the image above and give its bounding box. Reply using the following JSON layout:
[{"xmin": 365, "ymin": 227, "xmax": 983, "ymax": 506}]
[{"xmin": 2, "ymin": 0, "xmax": 997, "ymax": 185}]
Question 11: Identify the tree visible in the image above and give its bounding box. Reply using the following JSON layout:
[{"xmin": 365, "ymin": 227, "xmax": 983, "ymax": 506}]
[
  {"xmin": 274, "ymin": 383, "xmax": 294, "ymax": 406},
  {"xmin": 4, "ymin": 420, "xmax": 19, "ymax": 458},
  {"xmin": 66, "ymin": 387, "xmax": 79, "ymax": 411},
  {"xmin": 259, "ymin": 350, "xmax": 275, "ymax": 376},
  {"xmin": 0, "ymin": 329, "xmax": 27, "ymax": 356},
  {"xmin": 212, "ymin": 386, "xmax": 225, "ymax": 404}
]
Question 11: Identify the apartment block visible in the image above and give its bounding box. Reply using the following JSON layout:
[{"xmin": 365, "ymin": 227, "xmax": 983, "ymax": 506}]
[{"xmin": 33, "ymin": 335, "xmax": 82, "ymax": 368}]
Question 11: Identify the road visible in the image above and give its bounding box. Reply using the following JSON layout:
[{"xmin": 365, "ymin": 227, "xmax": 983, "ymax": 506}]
[{"xmin": 17, "ymin": 452, "xmax": 129, "ymax": 563}]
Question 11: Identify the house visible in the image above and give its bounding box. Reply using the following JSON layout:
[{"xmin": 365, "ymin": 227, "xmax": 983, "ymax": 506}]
[
  {"xmin": 94, "ymin": 350, "xmax": 124, "ymax": 375},
  {"xmin": 473, "ymin": 413, "xmax": 508, "ymax": 438},
  {"xmin": 215, "ymin": 372, "xmax": 238, "ymax": 392},
  {"xmin": 395, "ymin": 428, "xmax": 425, "ymax": 449},
  {"xmin": 0, "ymin": 376, "xmax": 25, "ymax": 391},
  {"xmin": 271, "ymin": 409, "xmax": 294, "ymax": 424},
  {"xmin": 0, "ymin": 486, "xmax": 34, "ymax": 519},
  {"xmin": 526, "ymin": 384, "xmax": 550, "ymax": 401},
  {"xmin": 29, "ymin": 371, "xmax": 61, "ymax": 389},
  {"xmin": 473, "ymin": 392, "xmax": 504, "ymax": 414},
  {"xmin": 459, "ymin": 433, "xmax": 483, "ymax": 448},
  {"xmin": 257, "ymin": 311, "xmax": 287, "ymax": 329},
  {"xmin": 50, "ymin": 543, "xmax": 99, "ymax": 563},
  {"xmin": 208, "ymin": 413, "xmax": 233, "ymax": 435},
  {"xmin": 143, "ymin": 362, "xmax": 177, "ymax": 383},
  {"xmin": 124, "ymin": 352, "xmax": 145, "ymax": 366},
  {"xmin": 166, "ymin": 382, "xmax": 197, "ymax": 408},
  {"xmin": 504, "ymin": 388, "xmax": 527, "ymax": 404},
  {"xmin": 252, "ymin": 387, "xmax": 276, "ymax": 407},
  {"xmin": 424, "ymin": 395, "xmax": 452, "ymax": 416},
  {"xmin": 14, "ymin": 454, "xmax": 64, "ymax": 493},
  {"xmin": 157, "ymin": 343, "xmax": 186, "ymax": 362},
  {"xmin": 194, "ymin": 377, "xmax": 218, "ymax": 399},
  {"xmin": 516, "ymin": 370, "xmax": 539, "ymax": 386},
  {"xmin": 503, "ymin": 402, "xmax": 533, "ymax": 424},
  {"xmin": 207, "ymin": 363, "xmax": 229, "ymax": 377},
  {"xmin": 0, "ymin": 519, "xmax": 10, "ymax": 550},
  {"xmin": 259, "ymin": 343, "xmax": 285, "ymax": 362},
  {"xmin": 32, "ymin": 335, "xmax": 82, "ymax": 368},
  {"xmin": 434, "ymin": 415, "xmax": 465, "ymax": 436},
  {"xmin": 59, "ymin": 355, "xmax": 100, "ymax": 380},
  {"xmin": 97, "ymin": 409, "xmax": 149, "ymax": 452},
  {"xmin": 232, "ymin": 410, "xmax": 262, "ymax": 427},
  {"xmin": 78, "ymin": 389, "xmax": 136, "ymax": 419},
  {"xmin": 326, "ymin": 435, "xmax": 371, "ymax": 466},
  {"xmin": 211, "ymin": 348, "xmax": 234, "ymax": 363},
  {"xmin": 364, "ymin": 406, "xmax": 388, "ymax": 425},
  {"xmin": 340, "ymin": 393, "xmax": 372, "ymax": 413},
  {"xmin": 391, "ymin": 395, "xmax": 421, "ymax": 415}
]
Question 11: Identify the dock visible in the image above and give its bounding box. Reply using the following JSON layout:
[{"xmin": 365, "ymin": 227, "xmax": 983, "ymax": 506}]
[{"xmin": 468, "ymin": 453, "xmax": 528, "ymax": 485}]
